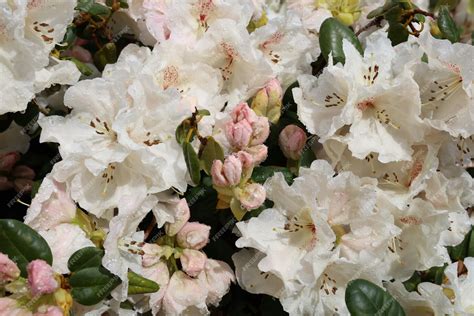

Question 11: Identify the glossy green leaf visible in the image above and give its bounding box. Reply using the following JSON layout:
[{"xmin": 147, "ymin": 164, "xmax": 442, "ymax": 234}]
[
  {"xmin": 448, "ymin": 229, "xmax": 471, "ymax": 261},
  {"xmin": 468, "ymin": 227, "xmax": 474, "ymax": 257},
  {"xmin": 319, "ymin": 18, "xmax": 362, "ymax": 64},
  {"xmin": 423, "ymin": 264, "xmax": 448, "ymax": 285},
  {"xmin": 70, "ymin": 266, "xmax": 121, "ymax": 306},
  {"xmin": 345, "ymin": 279, "xmax": 406, "ymax": 316},
  {"xmin": 183, "ymin": 142, "xmax": 201, "ymax": 185},
  {"xmin": 64, "ymin": 57, "xmax": 94, "ymax": 76},
  {"xmin": 127, "ymin": 271, "xmax": 160, "ymax": 295},
  {"xmin": 252, "ymin": 166, "xmax": 293, "ymax": 185},
  {"xmin": 175, "ymin": 119, "xmax": 195, "ymax": 145},
  {"xmin": 402, "ymin": 272, "xmax": 421, "ymax": 292},
  {"xmin": 200, "ymin": 137, "xmax": 225, "ymax": 174},
  {"xmin": 68, "ymin": 247, "xmax": 104, "ymax": 272},
  {"xmin": 0, "ymin": 219, "xmax": 53, "ymax": 277},
  {"xmin": 438, "ymin": 5, "xmax": 460, "ymax": 43}
]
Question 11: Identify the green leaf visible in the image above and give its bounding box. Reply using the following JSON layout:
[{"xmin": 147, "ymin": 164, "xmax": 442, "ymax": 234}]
[
  {"xmin": 68, "ymin": 247, "xmax": 104, "ymax": 272},
  {"xmin": 76, "ymin": 0, "xmax": 94, "ymax": 11},
  {"xmin": 183, "ymin": 142, "xmax": 201, "ymax": 185},
  {"xmin": 367, "ymin": 1, "xmax": 398, "ymax": 19},
  {"xmin": 230, "ymin": 197, "xmax": 247, "ymax": 221},
  {"xmin": 385, "ymin": 6, "xmax": 409, "ymax": 45},
  {"xmin": 299, "ymin": 139, "xmax": 316, "ymax": 168},
  {"xmin": 88, "ymin": 3, "xmax": 111, "ymax": 16},
  {"xmin": 319, "ymin": 17, "xmax": 363, "ymax": 64},
  {"xmin": 402, "ymin": 272, "xmax": 421, "ymax": 292},
  {"xmin": 252, "ymin": 166, "xmax": 293, "ymax": 185},
  {"xmin": 448, "ymin": 229, "xmax": 471, "ymax": 261},
  {"xmin": 64, "ymin": 57, "xmax": 94, "ymax": 76},
  {"xmin": 175, "ymin": 120, "xmax": 195, "ymax": 145},
  {"xmin": 423, "ymin": 264, "xmax": 447, "ymax": 285},
  {"xmin": 200, "ymin": 137, "xmax": 225, "ymax": 174},
  {"xmin": 0, "ymin": 219, "xmax": 53, "ymax": 277},
  {"xmin": 30, "ymin": 180, "xmax": 42, "ymax": 200},
  {"xmin": 345, "ymin": 279, "xmax": 406, "ymax": 316},
  {"xmin": 93, "ymin": 43, "xmax": 117, "ymax": 71},
  {"xmin": 127, "ymin": 271, "xmax": 160, "ymax": 295},
  {"xmin": 468, "ymin": 227, "xmax": 474, "ymax": 257},
  {"xmin": 438, "ymin": 5, "xmax": 460, "ymax": 43},
  {"xmin": 70, "ymin": 266, "xmax": 121, "ymax": 306}
]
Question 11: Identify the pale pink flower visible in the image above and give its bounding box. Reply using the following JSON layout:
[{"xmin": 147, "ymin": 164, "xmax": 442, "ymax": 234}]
[
  {"xmin": 176, "ymin": 222, "xmax": 211, "ymax": 250},
  {"xmin": 27, "ymin": 260, "xmax": 58, "ymax": 297},
  {"xmin": 0, "ymin": 253, "xmax": 20, "ymax": 282},
  {"xmin": 180, "ymin": 249, "xmax": 207, "ymax": 277},
  {"xmin": 225, "ymin": 120, "xmax": 253, "ymax": 149},
  {"xmin": 211, "ymin": 155, "xmax": 242, "ymax": 187},
  {"xmin": 238, "ymin": 183, "xmax": 266, "ymax": 210},
  {"xmin": 0, "ymin": 297, "xmax": 32, "ymax": 316},
  {"xmin": 165, "ymin": 199, "xmax": 190, "ymax": 236}
]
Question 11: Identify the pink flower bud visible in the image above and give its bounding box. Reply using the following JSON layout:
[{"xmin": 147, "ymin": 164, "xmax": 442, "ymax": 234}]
[
  {"xmin": 0, "ymin": 298, "xmax": 32, "ymax": 316},
  {"xmin": 14, "ymin": 179, "xmax": 33, "ymax": 193},
  {"xmin": 236, "ymin": 151, "xmax": 253, "ymax": 170},
  {"xmin": 249, "ymin": 116, "xmax": 270, "ymax": 146},
  {"xmin": 180, "ymin": 249, "xmax": 207, "ymax": 277},
  {"xmin": 211, "ymin": 156, "xmax": 242, "ymax": 187},
  {"xmin": 63, "ymin": 46, "xmax": 93, "ymax": 63},
  {"xmin": 162, "ymin": 271, "xmax": 208, "ymax": 315},
  {"xmin": 231, "ymin": 102, "xmax": 257, "ymax": 123},
  {"xmin": 278, "ymin": 125, "xmax": 307, "ymax": 160},
  {"xmin": 238, "ymin": 183, "xmax": 266, "ymax": 210},
  {"xmin": 165, "ymin": 199, "xmax": 190, "ymax": 236},
  {"xmin": 0, "ymin": 152, "xmax": 20, "ymax": 172},
  {"xmin": 245, "ymin": 145, "xmax": 268, "ymax": 165},
  {"xmin": 0, "ymin": 176, "xmax": 13, "ymax": 191},
  {"xmin": 11, "ymin": 165, "xmax": 35, "ymax": 180},
  {"xmin": 27, "ymin": 260, "xmax": 58, "ymax": 297},
  {"xmin": 225, "ymin": 120, "xmax": 252, "ymax": 149},
  {"xmin": 176, "ymin": 222, "xmax": 210, "ymax": 250},
  {"xmin": 34, "ymin": 305, "xmax": 63, "ymax": 316},
  {"xmin": 251, "ymin": 79, "xmax": 283, "ymax": 124},
  {"xmin": 0, "ymin": 253, "xmax": 20, "ymax": 282}
]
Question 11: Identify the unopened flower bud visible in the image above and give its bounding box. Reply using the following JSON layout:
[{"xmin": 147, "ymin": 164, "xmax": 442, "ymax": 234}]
[
  {"xmin": 249, "ymin": 116, "xmax": 270, "ymax": 146},
  {"xmin": 211, "ymin": 155, "xmax": 242, "ymax": 187},
  {"xmin": 235, "ymin": 151, "xmax": 253, "ymax": 170},
  {"xmin": 278, "ymin": 125, "xmax": 307, "ymax": 160},
  {"xmin": 245, "ymin": 145, "xmax": 268, "ymax": 166},
  {"xmin": 0, "ymin": 253, "xmax": 20, "ymax": 282},
  {"xmin": 53, "ymin": 288, "xmax": 72, "ymax": 316},
  {"xmin": 251, "ymin": 79, "xmax": 282, "ymax": 124},
  {"xmin": 231, "ymin": 102, "xmax": 257, "ymax": 123},
  {"xmin": 11, "ymin": 165, "xmax": 35, "ymax": 180},
  {"xmin": 27, "ymin": 260, "xmax": 59, "ymax": 297},
  {"xmin": 0, "ymin": 152, "xmax": 20, "ymax": 172},
  {"xmin": 238, "ymin": 183, "xmax": 266, "ymax": 210},
  {"xmin": 165, "ymin": 199, "xmax": 190, "ymax": 236},
  {"xmin": 180, "ymin": 249, "xmax": 207, "ymax": 277},
  {"xmin": 176, "ymin": 222, "xmax": 210, "ymax": 250},
  {"xmin": 225, "ymin": 120, "xmax": 253, "ymax": 149}
]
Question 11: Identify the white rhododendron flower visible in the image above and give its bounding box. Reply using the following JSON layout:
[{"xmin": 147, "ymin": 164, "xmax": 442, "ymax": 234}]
[
  {"xmin": 1, "ymin": 1, "xmax": 474, "ymax": 315},
  {"xmin": 0, "ymin": 0, "xmax": 79, "ymax": 115}
]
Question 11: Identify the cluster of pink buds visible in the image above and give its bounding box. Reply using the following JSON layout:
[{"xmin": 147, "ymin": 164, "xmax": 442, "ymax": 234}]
[
  {"xmin": 0, "ymin": 253, "xmax": 64, "ymax": 316},
  {"xmin": 139, "ymin": 198, "xmax": 234, "ymax": 315},
  {"xmin": 212, "ymin": 103, "xmax": 270, "ymax": 217},
  {"xmin": 0, "ymin": 152, "xmax": 35, "ymax": 192}
]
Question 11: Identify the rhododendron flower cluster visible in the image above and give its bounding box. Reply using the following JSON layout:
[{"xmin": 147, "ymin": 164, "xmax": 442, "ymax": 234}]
[{"xmin": 0, "ymin": 0, "xmax": 473, "ymax": 315}]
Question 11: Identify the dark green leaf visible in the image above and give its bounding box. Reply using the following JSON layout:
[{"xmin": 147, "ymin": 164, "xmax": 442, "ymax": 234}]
[
  {"xmin": 127, "ymin": 271, "xmax": 160, "ymax": 295},
  {"xmin": 68, "ymin": 247, "xmax": 104, "ymax": 272},
  {"xmin": 438, "ymin": 5, "xmax": 460, "ymax": 43},
  {"xmin": 70, "ymin": 266, "xmax": 121, "ymax": 305},
  {"xmin": 64, "ymin": 57, "xmax": 94, "ymax": 76},
  {"xmin": 0, "ymin": 219, "xmax": 53, "ymax": 277},
  {"xmin": 93, "ymin": 43, "xmax": 117, "ymax": 71},
  {"xmin": 175, "ymin": 120, "xmax": 195, "ymax": 145},
  {"xmin": 448, "ymin": 229, "xmax": 471, "ymax": 261},
  {"xmin": 423, "ymin": 264, "xmax": 448, "ymax": 285},
  {"xmin": 345, "ymin": 279, "xmax": 406, "ymax": 316},
  {"xmin": 402, "ymin": 272, "xmax": 422, "ymax": 292},
  {"xmin": 88, "ymin": 3, "xmax": 111, "ymax": 16},
  {"xmin": 319, "ymin": 18, "xmax": 363, "ymax": 64},
  {"xmin": 387, "ymin": 22, "xmax": 410, "ymax": 45},
  {"xmin": 183, "ymin": 142, "xmax": 201, "ymax": 185},
  {"xmin": 76, "ymin": 0, "xmax": 94, "ymax": 11},
  {"xmin": 252, "ymin": 166, "xmax": 293, "ymax": 185},
  {"xmin": 200, "ymin": 137, "xmax": 224, "ymax": 174},
  {"xmin": 468, "ymin": 227, "xmax": 474, "ymax": 257}
]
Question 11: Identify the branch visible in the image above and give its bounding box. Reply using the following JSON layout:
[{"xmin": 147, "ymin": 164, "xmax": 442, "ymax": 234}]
[{"xmin": 355, "ymin": 16, "xmax": 383, "ymax": 36}]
